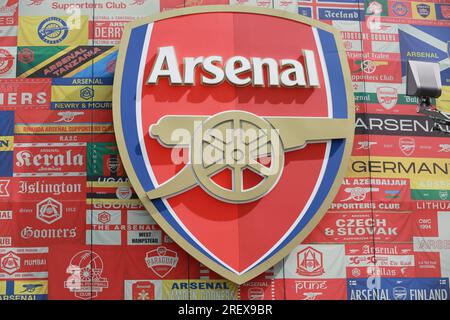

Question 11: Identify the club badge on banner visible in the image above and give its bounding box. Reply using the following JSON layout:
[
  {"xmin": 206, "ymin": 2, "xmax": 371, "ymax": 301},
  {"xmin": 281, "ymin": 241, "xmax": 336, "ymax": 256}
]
[{"xmin": 18, "ymin": 16, "xmax": 89, "ymax": 47}]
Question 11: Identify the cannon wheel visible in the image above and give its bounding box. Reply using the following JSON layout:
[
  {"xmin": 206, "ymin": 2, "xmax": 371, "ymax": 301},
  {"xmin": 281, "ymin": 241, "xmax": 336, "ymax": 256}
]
[{"xmin": 191, "ymin": 110, "xmax": 284, "ymax": 204}]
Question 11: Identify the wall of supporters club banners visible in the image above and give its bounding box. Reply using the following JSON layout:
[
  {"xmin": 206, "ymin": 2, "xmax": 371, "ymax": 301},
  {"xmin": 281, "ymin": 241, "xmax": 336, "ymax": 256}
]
[{"xmin": 0, "ymin": 0, "xmax": 449, "ymax": 300}]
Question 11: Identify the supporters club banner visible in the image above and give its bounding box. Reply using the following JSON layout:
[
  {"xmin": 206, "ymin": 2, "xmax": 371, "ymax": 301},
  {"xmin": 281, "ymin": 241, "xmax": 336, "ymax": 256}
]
[
  {"xmin": 0, "ymin": 78, "xmax": 51, "ymax": 110},
  {"xmin": 347, "ymin": 277, "xmax": 449, "ymax": 300},
  {"xmin": 0, "ymin": 46, "xmax": 16, "ymax": 78},
  {"xmin": 12, "ymin": 197, "xmax": 85, "ymax": 246},
  {"xmin": 239, "ymin": 278, "xmax": 275, "ymax": 300},
  {"xmin": 17, "ymin": 15, "xmax": 89, "ymax": 47},
  {"xmin": 278, "ymin": 278, "xmax": 347, "ymax": 300},
  {"xmin": 86, "ymin": 209, "xmax": 164, "ymax": 246},
  {"xmin": 329, "ymin": 177, "xmax": 411, "ymax": 213},
  {"xmin": 305, "ymin": 212, "xmax": 413, "ymax": 243},
  {"xmin": 348, "ymin": 157, "xmax": 450, "ymax": 200},
  {"xmin": 124, "ymin": 279, "xmax": 239, "ymax": 300},
  {"xmin": 0, "ymin": 0, "xmax": 449, "ymax": 300},
  {"xmin": 414, "ymin": 212, "xmax": 450, "ymax": 279},
  {"xmin": 19, "ymin": 0, "xmax": 161, "ymax": 18},
  {"xmin": 0, "ymin": 0, "xmax": 17, "ymax": 48},
  {"xmin": 16, "ymin": 46, "xmax": 116, "ymax": 78},
  {"xmin": 345, "ymin": 243, "xmax": 416, "ymax": 278},
  {"xmin": 14, "ymin": 112, "xmax": 113, "ymax": 136},
  {"xmin": 355, "ymin": 113, "xmax": 450, "ymax": 137},
  {"xmin": 51, "ymin": 78, "xmax": 112, "ymax": 110},
  {"xmin": 12, "ymin": 142, "xmax": 86, "ymax": 176},
  {"xmin": 0, "ymin": 280, "xmax": 48, "ymax": 300},
  {"xmin": 0, "ymin": 247, "xmax": 47, "ymax": 280},
  {"xmin": 352, "ymin": 135, "xmax": 450, "ymax": 159},
  {"xmin": 47, "ymin": 245, "xmax": 124, "ymax": 300},
  {"xmin": 275, "ymin": 244, "xmax": 346, "ymax": 279},
  {"xmin": 87, "ymin": 139, "xmax": 125, "ymax": 177}
]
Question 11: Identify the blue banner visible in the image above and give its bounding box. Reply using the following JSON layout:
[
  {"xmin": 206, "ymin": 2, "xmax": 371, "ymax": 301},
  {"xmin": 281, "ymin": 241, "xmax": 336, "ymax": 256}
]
[{"xmin": 347, "ymin": 278, "xmax": 450, "ymax": 300}]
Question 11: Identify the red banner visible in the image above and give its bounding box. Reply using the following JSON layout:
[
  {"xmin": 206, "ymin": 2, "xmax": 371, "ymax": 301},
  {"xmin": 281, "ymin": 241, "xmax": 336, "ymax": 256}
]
[
  {"xmin": 0, "ymin": 78, "xmax": 50, "ymax": 110},
  {"xmin": 275, "ymin": 279, "xmax": 347, "ymax": 300},
  {"xmin": 0, "ymin": 247, "xmax": 47, "ymax": 280},
  {"xmin": 352, "ymin": 135, "xmax": 450, "ymax": 158},
  {"xmin": 13, "ymin": 143, "xmax": 86, "ymax": 176},
  {"xmin": 345, "ymin": 243, "xmax": 415, "ymax": 278},
  {"xmin": 124, "ymin": 245, "xmax": 190, "ymax": 280},
  {"xmin": 13, "ymin": 198, "xmax": 84, "ymax": 246},
  {"xmin": 305, "ymin": 212, "xmax": 413, "ymax": 243},
  {"xmin": 48, "ymin": 245, "xmax": 124, "ymax": 300},
  {"xmin": 330, "ymin": 177, "xmax": 411, "ymax": 212}
]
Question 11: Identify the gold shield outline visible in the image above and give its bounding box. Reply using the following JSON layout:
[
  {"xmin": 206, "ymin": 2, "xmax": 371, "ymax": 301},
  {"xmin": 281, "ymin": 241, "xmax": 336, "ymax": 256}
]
[{"xmin": 113, "ymin": 5, "xmax": 355, "ymax": 284}]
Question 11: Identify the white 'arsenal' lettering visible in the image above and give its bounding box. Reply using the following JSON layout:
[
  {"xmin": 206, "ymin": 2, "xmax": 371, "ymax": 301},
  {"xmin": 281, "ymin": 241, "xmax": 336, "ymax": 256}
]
[{"xmin": 147, "ymin": 46, "xmax": 320, "ymax": 87}]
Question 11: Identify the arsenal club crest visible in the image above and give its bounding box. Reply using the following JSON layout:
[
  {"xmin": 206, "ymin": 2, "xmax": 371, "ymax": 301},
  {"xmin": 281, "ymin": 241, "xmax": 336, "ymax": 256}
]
[
  {"xmin": 399, "ymin": 137, "xmax": 416, "ymax": 156},
  {"xmin": 113, "ymin": 6, "xmax": 354, "ymax": 283},
  {"xmin": 377, "ymin": 86, "xmax": 398, "ymax": 110}
]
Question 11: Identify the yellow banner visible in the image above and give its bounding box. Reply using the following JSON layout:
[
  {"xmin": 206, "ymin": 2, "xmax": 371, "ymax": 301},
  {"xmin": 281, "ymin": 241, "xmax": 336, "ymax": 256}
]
[
  {"xmin": 410, "ymin": 178, "xmax": 450, "ymax": 191},
  {"xmin": 13, "ymin": 280, "xmax": 48, "ymax": 296},
  {"xmin": 52, "ymin": 84, "xmax": 112, "ymax": 103},
  {"xmin": 162, "ymin": 280, "xmax": 238, "ymax": 300},
  {"xmin": 0, "ymin": 282, "xmax": 6, "ymax": 295},
  {"xmin": 437, "ymin": 86, "xmax": 450, "ymax": 113},
  {"xmin": 0, "ymin": 136, "xmax": 13, "ymax": 151},
  {"xmin": 348, "ymin": 156, "xmax": 450, "ymax": 189},
  {"xmin": 411, "ymin": 2, "xmax": 437, "ymax": 20},
  {"xmin": 18, "ymin": 16, "xmax": 88, "ymax": 46},
  {"xmin": 15, "ymin": 124, "xmax": 113, "ymax": 135}
]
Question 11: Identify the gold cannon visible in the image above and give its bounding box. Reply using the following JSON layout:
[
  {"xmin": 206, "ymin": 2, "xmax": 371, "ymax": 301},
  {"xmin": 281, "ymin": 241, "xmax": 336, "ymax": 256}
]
[{"xmin": 147, "ymin": 110, "xmax": 352, "ymax": 203}]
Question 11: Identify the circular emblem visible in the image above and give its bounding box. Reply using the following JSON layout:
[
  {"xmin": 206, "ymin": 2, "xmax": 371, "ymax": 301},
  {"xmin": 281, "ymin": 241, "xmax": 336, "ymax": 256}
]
[
  {"xmin": 37, "ymin": 17, "xmax": 69, "ymax": 44},
  {"xmin": 191, "ymin": 110, "xmax": 284, "ymax": 204},
  {"xmin": 348, "ymin": 187, "xmax": 367, "ymax": 201},
  {"xmin": 116, "ymin": 186, "xmax": 132, "ymax": 199},
  {"xmin": 18, "ymin": 48, "xmax": 35, "ymax": 64},
  {"xmin": 65, "ymin": 250, "xmax": 109, "ymax": 300},
  {"xmin": 0, "ymin": 48, "xmax": 14, "ymax": 75},
  {"xmin": 361, "ymin": 60, "xmax": 376, "ymax": 74},
  {"xmin": 392, "ymin": 2, "xmax": 408, "ymax": 16}
]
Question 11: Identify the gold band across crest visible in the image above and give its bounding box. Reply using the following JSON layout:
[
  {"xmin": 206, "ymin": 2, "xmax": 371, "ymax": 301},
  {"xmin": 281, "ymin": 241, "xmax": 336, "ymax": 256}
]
[{"xmin": 147, "ymin": 110, "xmax": 351, "ymax": 203}]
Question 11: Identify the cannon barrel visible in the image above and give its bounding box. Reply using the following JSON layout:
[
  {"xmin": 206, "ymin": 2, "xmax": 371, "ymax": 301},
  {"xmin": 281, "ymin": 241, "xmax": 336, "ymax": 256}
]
[{"xmin": 149, "ymin": 115, "xmax": 351, "ymax": 150}]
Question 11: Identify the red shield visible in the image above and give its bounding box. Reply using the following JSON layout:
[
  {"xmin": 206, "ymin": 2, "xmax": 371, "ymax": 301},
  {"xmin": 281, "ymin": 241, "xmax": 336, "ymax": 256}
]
[
  {"xmin": 145, "ymin": 246, "xmax": 179, "ymax": 278},
  {"xmin": 113, "ymin": 7, "xmax": 354, "ymax": 283}
]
